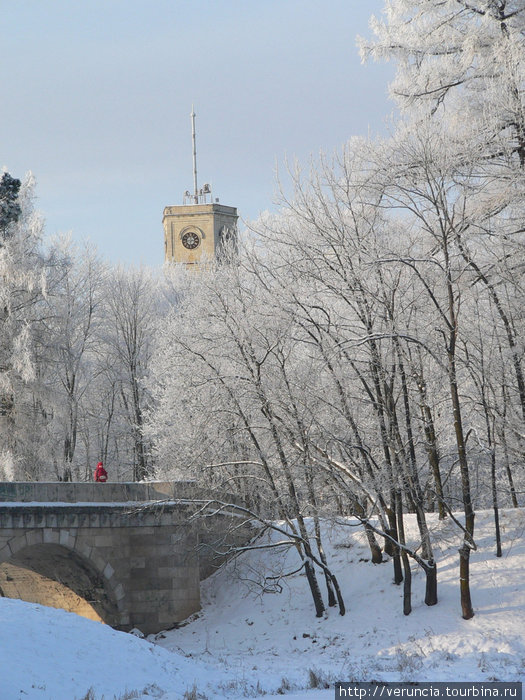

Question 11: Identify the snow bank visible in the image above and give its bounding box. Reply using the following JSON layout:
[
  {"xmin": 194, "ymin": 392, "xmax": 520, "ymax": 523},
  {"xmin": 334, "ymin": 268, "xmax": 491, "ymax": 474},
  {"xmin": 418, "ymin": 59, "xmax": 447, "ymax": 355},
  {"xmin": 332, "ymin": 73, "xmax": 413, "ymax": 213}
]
[
  {"xmin": 0, "ymin": 509, "xmax": 524, "ymax": 699},
  {"xmin": 0, "ymin": 598, "xmax": 224, "ymax": 699}
]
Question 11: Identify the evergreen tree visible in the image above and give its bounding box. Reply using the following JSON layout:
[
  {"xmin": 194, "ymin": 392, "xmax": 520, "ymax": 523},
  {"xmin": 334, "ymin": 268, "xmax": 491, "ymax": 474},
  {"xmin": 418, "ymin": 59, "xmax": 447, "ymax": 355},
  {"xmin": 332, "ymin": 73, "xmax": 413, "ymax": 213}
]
[{"xmin": 0, "ymin": 171, "xmax": 22, "ymax": 239}]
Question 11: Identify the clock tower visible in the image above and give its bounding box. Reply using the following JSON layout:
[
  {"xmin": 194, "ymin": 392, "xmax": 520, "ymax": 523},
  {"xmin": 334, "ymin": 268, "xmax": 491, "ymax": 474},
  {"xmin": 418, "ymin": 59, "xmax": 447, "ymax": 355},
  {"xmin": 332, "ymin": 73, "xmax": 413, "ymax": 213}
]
[{"xmin": 163, "ymin": 108, "xmax": 238, "ymax": 266}]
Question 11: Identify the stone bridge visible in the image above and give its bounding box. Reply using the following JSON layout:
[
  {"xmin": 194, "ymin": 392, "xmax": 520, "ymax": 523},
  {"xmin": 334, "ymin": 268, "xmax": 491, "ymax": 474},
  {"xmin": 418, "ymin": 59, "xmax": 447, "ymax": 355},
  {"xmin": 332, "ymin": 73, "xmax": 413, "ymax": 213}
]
[{"xmin": 0, "ymin": 481, "xmax": 250, "ymax": 634}]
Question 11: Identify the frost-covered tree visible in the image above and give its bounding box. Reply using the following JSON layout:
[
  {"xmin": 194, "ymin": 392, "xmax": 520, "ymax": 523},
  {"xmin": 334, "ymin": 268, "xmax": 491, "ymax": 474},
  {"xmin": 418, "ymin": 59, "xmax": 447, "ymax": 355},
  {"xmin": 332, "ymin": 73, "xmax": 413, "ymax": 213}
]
[
  {"xmin": 361, "ymin": 0, "xmax": 525, "ymax": 431},
  {"xmin": 0, "ymin": 172, "xmax": 50, "ymax": 479},
  {"xmin": 253, "ymin": 141, "xmax": 445, "ymax": 611},
  {"xmin": 41, "ymin": 240, "xmax": 105, "ymax": 481},
  {"xmin": 360, "ymin": 0, "xmax": 525, "ymax": 159},
  {"xmin": 148, "ymin": 261, "xmax": 346, "ymax": 617},
  {"xmin": 99, "ymin": 266, "xmax": 159, "ymax": 480},
  {"xmin": 355, "ymin": 1, "xmax": 525, "ymax": 614},
  {"xmin": 371, "ymin": 123, "xmax": 479, "ymax": 618}
]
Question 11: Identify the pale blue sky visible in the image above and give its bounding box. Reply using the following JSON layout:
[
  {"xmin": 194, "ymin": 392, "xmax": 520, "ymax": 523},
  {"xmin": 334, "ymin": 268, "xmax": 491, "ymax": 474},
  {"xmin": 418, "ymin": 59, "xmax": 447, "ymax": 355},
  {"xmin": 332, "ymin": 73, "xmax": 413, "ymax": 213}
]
[{"xmin": 1, "ymin": 1, "xmax": 394, "ymax": 266}]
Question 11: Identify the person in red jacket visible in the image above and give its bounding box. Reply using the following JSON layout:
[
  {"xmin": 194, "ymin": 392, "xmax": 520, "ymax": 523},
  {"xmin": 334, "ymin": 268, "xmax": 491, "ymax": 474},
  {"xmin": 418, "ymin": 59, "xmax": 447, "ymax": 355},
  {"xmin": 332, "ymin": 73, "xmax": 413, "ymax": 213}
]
[{"xmin": 94, "ymin": 461, "xmax": 108, "ymax": 482}]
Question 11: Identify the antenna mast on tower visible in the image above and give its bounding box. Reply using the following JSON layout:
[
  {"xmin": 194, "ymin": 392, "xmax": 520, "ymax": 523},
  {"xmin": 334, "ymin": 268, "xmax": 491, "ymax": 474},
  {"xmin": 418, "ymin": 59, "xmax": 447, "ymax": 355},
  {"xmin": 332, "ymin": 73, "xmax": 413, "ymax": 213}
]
[
  {"xmin": 183, "ymin": 106, "xmax": 212, "ymax": 205},
  {"xmin": 191, "ymin": 105, "xmax": 198, "ymax": 204}
]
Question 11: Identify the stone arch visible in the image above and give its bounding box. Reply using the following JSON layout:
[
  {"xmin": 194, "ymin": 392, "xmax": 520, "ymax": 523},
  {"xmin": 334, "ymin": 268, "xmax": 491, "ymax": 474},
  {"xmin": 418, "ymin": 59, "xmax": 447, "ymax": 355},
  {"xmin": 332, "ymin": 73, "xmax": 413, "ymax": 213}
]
[{"xmin": 0, "ymin": 530, "xmax": 122, "ymax": 627}]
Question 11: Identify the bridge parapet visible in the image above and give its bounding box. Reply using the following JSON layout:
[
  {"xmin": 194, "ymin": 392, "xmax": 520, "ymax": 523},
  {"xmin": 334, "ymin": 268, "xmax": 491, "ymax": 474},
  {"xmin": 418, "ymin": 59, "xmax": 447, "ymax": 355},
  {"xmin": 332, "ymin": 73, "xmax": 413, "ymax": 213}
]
[{"xmin": 0, "ymin": 480, "xmax": 236, "ymax": 505}]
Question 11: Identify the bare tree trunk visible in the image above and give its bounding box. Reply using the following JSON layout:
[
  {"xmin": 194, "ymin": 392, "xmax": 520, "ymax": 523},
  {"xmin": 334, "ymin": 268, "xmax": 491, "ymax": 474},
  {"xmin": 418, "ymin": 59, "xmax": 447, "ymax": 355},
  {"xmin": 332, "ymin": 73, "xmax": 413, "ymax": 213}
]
[
  {"xmin": 132, "ymin": 376, "xmax": 148, "ymax": 481},
  {"xmin": 449, "ymin": 361, "xmax": 475, "ymax": 619},
  {"xmin": 491, "ymin": 448, "xmax": 502, "ymax": 558},
  {"xmin": 415, "ymin": 363, "xmax": 446, "ymax": 519},
  {"xmin": 396, "ymin": 490, "xmax": 412, "ymax": 615},
  {"xmin": 303, "ymin": 557, "xmax": 325, "ymax": 618},
  {"xmin": 481, "ymin": 393, "xmax": 502, "ymax": 558},
  {"xmin": 364, "ymin": 521, "xmax": 384, "ymax": 564},
  {"xmin": 424, "ymin": 558, "xmax": 438, "ymax": 606},
  {"xmin": 387, "ymin": 497, "xmax": 403, "ymax": 585},
  {"xmin": 394, "ymin": 340, "xmax": 435, "ymax": 560},
  {"xmin": 313, "ymin": 514, "xmax": 337, "ymax": 607},
  {"xmin": 502, "ymin": 437, "xmax": 519, "ymax": 508},
  {"xmin": 499, "ymin": 391, "xmax": 519, "ymax": 508},
  {"xmin": 442, "ymin": 238, "xmax": 475, "ymax": 619}
]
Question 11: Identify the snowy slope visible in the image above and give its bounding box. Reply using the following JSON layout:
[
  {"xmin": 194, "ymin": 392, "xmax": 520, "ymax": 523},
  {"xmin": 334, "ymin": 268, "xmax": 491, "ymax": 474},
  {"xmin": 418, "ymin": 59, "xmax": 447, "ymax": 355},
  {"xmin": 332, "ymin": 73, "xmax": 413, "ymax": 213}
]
[
  {"xmin": 156, "ymin": 508, "xmax": 525, "ymax": 696},
  {"xmin": 0, "ymin": 509, "xmax": 524, "ymax": 699},
  {"xmin": 0, "ymin": 597, "xmax": 231, "ymax": 699}
]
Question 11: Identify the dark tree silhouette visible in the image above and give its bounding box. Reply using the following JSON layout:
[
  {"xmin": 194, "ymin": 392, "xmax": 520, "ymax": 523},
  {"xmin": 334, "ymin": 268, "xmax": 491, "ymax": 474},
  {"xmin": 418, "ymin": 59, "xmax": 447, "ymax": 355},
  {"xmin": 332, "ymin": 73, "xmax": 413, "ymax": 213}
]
[{"xmin": 0, "ymin": 172, "xmax": 21, "ymax": 238}]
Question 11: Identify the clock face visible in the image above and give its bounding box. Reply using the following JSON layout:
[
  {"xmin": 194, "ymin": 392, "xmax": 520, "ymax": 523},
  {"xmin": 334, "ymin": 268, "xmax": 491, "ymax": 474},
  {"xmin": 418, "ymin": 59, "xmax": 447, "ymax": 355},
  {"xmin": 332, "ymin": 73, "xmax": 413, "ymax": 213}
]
[{"xmin": 181, "ymin": 231, "xmax": 200, "ymax": 250}]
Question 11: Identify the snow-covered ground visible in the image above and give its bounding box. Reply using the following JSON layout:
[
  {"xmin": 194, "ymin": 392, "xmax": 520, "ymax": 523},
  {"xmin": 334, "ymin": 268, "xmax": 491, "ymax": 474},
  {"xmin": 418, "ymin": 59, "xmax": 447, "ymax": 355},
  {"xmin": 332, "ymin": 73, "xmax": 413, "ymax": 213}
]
[{"xmin": 0, "ymin": 509, "xmax": 524, "ymax": 699}]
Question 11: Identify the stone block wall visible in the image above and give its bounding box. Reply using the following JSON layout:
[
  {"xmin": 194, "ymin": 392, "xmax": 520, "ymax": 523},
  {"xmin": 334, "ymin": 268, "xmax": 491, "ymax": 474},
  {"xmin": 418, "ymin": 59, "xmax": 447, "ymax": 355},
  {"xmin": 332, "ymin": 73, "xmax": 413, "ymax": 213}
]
[{"xmin": 0, "ymin": 482, "xmax": 254, "ymax": 634}]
